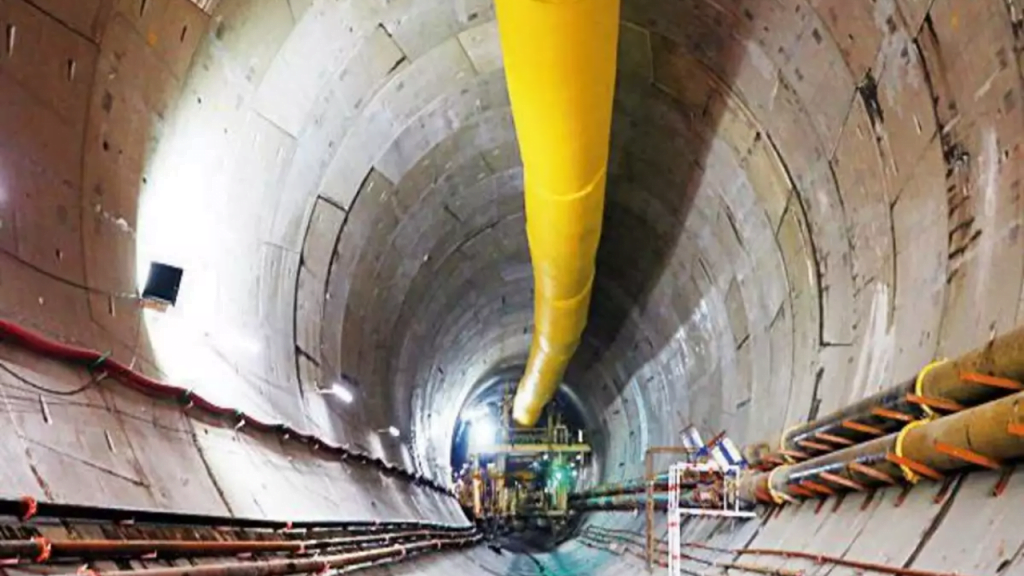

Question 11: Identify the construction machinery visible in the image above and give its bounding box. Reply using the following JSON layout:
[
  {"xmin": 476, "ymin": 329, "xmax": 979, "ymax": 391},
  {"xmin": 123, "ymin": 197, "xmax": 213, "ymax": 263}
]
[{"xmin": 454, "ymin": 389, "xmax": 591, "ymax": 534}]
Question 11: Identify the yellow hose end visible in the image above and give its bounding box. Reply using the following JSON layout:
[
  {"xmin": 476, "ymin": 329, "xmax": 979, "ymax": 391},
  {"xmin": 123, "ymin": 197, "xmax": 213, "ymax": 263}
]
[
  {"xmin": 513, "ymin": 400, "xmax": 538, "ymax": 428},
  {"xmin": 779, "ymin": 423, "xmax": 801, "ymax": 459}
]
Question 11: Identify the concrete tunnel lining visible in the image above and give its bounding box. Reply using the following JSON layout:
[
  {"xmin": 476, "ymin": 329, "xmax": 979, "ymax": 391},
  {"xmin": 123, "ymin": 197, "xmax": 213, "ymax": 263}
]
[{"xmin": 0, "ymin": 0, "xmax": 1023, "ymax": 574}]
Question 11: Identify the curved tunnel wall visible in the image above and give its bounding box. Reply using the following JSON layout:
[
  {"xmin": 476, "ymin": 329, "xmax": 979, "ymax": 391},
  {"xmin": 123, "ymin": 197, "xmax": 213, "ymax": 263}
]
[
  {"xmin": 0, "ymin": 0, "xmax": 1023, "ymax": 574},
  {"xmin": 0, "ymin": 0, "xmax": 468, "ymax": 534}
]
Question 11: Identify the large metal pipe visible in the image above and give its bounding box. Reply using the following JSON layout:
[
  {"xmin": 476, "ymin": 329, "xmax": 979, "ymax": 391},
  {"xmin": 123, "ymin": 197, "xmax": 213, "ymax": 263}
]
[
  {"xmin": 573, "ymin": 486, "xmax": 722, "ymax": 512},
  {"xmin": 780, "ymin": 380, "xmax": 921, "ymax": 453},
  {"xmin": 495, "ymin": 0, "xmax": 620, "ymax": 426},
  {"xmin": 570, "ymin": 474, "xmax": 671, "ymax": 499},
  {"xmin": 916, "ymin": 324, "xmax": 1024, "ymax": 407},
  {"xmin": 743, "ymin": 388, "xmax": 1024, "ymax": 502},
  {"xmin": 573, "ymin": 493, "xmax": 672, "ymax": 511},
  {"xmin": 571, "ymin": 467, "xmax": 724, "ymax": 500},
  {"xmin": 775, "ymin": 325, "xmax": 1024, "ymax": 458}
]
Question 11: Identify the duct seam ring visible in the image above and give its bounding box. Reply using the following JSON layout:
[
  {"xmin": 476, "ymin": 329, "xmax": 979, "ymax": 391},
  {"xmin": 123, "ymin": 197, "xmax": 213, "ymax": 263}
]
[
  {"xmin": 766, "ymin": 466, "xmax": 787, "ymax": 504},
  {"xmin": 780, "ymin": 424, "xmax": 801, "ymax": 459},
  {"xmin": 895, "ymin": 420, "xmax": 928, "ymax": 484},
  {"xmin": 915, "ymin": 359, "xmax": 948, "ymax": 419}
]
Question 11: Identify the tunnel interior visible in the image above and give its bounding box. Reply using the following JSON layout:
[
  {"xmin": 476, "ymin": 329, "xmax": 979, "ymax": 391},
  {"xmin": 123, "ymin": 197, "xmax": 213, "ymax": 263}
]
[
  {"xmin": 449, "ymin": 378, "xmax": 589, "ymax": 475},
  {"xmin": 1, "ymin": 0, "xmax": 1023, "ymax": 574}
]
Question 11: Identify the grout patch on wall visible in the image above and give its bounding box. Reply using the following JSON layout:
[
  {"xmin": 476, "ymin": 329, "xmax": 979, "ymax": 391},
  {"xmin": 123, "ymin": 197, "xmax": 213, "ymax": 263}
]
[
  {"xmin": 188, "ymin": 0, "xmax": 221, "ymax": 14},
  {"xmin": 5, "ymin": 24, "xmax": 15, "ymax": 57}
]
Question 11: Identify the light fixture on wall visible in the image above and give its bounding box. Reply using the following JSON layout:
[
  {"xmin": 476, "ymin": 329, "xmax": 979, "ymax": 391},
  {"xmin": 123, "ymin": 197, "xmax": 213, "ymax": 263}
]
[
  {"xmin": 141, "ymin": 262, "xmax": 184, "ymax": 309},
  {"xmin": 318, "ymin": 382, "xmax": 354, "ymax": 404}
]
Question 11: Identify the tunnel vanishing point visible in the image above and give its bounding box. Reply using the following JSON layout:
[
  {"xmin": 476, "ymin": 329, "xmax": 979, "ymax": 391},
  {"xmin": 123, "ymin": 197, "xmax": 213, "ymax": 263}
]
[{"xmin": 1, "ymin": 0, "xmax": 1024, "ymax": 574}]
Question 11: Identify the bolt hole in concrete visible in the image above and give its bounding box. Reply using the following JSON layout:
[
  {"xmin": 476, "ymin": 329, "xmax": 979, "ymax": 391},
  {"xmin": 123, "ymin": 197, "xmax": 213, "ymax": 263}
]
[
  {"xmin": 139, "ymin": 0, "xmax": 148, "ymax": 18},
  {"xmin": 5, "ymin": 24, "xmax": 14, "ymax": 56},
  {"xmin": 180, "ymin": 25, "xmax": 187, "ymax": 43}
]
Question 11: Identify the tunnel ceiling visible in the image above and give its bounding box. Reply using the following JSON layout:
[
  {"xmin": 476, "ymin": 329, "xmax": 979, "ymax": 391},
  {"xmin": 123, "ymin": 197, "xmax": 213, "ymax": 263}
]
[{"xmin": 2, "ymin": 0, "xmax": 1022, "ymax": 494}]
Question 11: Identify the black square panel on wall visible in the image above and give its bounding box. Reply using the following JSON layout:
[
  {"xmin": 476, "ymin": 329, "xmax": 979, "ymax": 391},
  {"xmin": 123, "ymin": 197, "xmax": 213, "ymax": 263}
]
[{"xmin": 142, "ymin": 262, "xmax": 184, "ymax": 306}]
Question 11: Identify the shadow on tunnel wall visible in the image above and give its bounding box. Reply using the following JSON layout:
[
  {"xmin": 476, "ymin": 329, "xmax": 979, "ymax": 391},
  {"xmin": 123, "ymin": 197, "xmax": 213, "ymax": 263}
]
[{"xmin": 565, "ymin": 6, "xmax": 755, "ymax": 469}]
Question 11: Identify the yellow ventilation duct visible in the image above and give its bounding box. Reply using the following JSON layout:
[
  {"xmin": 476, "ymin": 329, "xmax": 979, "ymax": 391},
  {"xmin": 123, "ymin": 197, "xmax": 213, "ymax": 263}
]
[{"xmin": 495, "ymin": 0, "xmax": 620, "ymax": 426}]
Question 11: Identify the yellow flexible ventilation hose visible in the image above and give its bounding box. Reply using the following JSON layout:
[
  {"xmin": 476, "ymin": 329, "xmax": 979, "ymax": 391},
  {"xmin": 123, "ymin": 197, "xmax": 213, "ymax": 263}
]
[{"xmin": 495, "ymin": 0, "xmax": 620, "ymax": 426}]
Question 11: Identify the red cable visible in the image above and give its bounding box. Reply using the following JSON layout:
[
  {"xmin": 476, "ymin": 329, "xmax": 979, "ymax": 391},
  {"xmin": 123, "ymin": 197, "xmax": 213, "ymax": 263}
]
[
  {"xmin": 0, "ymin": 319, "xmax": 452, "ymax": 496},
  {"xmin": 31, "ymin": 537, "xmax": 50, "ymax": 562},
  {"xmin": 685, "ymin": 542, "xmax": 976, "ymax": 576},
  {"xmin": 20, "ymin": 496, "xmax": 37, "ymax": 521}
]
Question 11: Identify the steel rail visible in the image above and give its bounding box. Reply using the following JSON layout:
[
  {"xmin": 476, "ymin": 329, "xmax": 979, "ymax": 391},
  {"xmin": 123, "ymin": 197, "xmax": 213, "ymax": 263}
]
[
  {"xmin": 0, "ymin": 530, "xmax": 466, "ymax": 562},
  {"xmin": 0, "ymin": 497, "xmax": 473, "ymax": 533},
  {"xmin": 69, "ymin": 536, "xmax": 481, "ymax": 576}
]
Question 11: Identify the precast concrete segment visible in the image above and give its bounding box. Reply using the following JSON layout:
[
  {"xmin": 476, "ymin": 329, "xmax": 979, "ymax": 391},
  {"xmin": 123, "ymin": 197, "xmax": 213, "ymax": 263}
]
[
  {"xmin": 574, "ymin": 492, "xmax": 672, "ymax": 511},
  {"xmin": 0, "ymin": 318, "xmax": 450, "ymax": 496},
  {"xmin": 495, "ymin": 0, "xmax": 621, "ymax": 426}
]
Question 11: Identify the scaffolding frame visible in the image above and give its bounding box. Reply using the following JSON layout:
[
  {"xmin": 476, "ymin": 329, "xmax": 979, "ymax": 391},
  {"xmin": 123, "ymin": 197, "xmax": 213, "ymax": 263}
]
[{"xmin": 667, "ymin": 462, "xmax": 756, "ymax": 576}]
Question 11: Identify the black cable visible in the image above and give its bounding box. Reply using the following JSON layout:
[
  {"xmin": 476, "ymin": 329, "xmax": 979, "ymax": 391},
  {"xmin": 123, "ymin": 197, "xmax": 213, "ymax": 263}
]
[
  {"xmin": 0, "ymin": 247, "xmax": 140, "ymax": 300},
  {"xmin": 0, "ymin": 360, "xmax": 106, "ymax": 397},
  {"xmin": 0, "ymin": 391, "xmax": 188, "ymax": 433}
]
